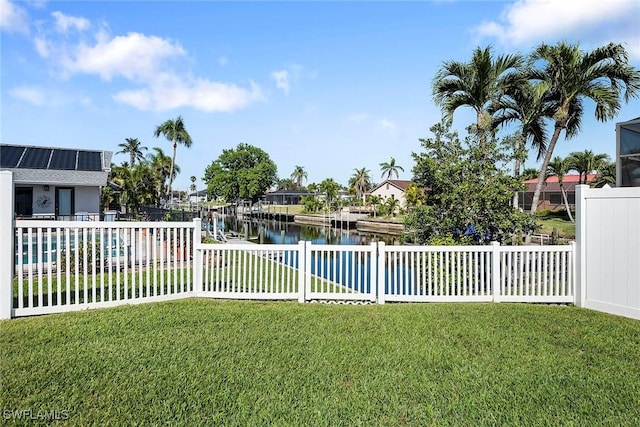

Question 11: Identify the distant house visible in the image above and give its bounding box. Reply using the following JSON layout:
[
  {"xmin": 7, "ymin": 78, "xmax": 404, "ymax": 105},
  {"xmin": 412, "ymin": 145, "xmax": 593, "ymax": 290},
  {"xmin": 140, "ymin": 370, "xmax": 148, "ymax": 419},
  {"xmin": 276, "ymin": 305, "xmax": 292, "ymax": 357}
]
[
  {"xmin": 519, "ymin": 174, "xmax": 597, "ymax": 211},
  {"xmin": 368, "ymin": 180, "xmax": 412, "ymax": 207},
  {"xmin": 0, "ymin": 144, "xmax": 112, "ymax": 219},
  {"xmin": 263, "ymin": 189, "xmax": 311, "ymax": 205}
]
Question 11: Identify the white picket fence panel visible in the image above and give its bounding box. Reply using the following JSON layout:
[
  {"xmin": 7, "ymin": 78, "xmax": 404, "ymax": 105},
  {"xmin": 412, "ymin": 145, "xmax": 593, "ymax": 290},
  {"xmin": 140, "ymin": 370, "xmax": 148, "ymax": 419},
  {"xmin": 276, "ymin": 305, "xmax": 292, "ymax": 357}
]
[
  {"xmin": 12, "ymin": 220, "xmax": 196, "ymax": 317},
  {"xmin": 5, "ymin": 217, "xmax": 576, "ymax": 318},
  {"xmin": 199, "ymin": 242, "xmax": 304, "ymax": 301}
]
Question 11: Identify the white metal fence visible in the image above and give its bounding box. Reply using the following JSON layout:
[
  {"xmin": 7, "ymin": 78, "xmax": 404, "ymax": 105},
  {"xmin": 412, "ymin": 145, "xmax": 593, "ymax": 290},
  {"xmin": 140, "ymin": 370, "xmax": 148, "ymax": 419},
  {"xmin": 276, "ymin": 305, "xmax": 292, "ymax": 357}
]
[{"xmin": 3, "ymin": 215, "xmax": 576, "ymax": 318}]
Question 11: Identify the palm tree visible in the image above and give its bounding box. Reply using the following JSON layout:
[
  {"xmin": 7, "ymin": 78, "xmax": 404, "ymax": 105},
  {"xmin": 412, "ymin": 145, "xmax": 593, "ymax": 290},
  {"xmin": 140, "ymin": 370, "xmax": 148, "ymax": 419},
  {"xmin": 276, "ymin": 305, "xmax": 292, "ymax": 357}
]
[
  {"xmin": 492, "ymin": 79, "xmax": 555, "ymax": 207},
  {"xmin": 546, "ymin": 156, "xmax": 574, "ymax": 223},
  {"xmin": 522, "ymin": 167, "xmax": 540, "ymax": 181},
  {"xmin": 566, "ymin": 150, "xmax": 611, "ymax": 184},
  {"xmin": 592, "ymin": 161, "xmax": 616, "ymax": 188},
  {"xmin": 433, "ymin": 45, "xmax": 524, "ymax": 148},
  {"xmin": 290, "ymin": 165, "xmax": 308, "ymax": 189},
  {"xmin": 153, "ymin": 116, "xmax": 193, "ymax": 204},
  {"xmin": 379, "ymin": 157, "xmax": 404, "ymax": 180},
  {"xmin": 147, "ymin": 147, "xmax": 178, "ymax": 206},
  {"xmin": 527, "ymin": 42, "xmax": 640, "ymax": 214},
  {"xmin": 351, "ymin": 167, "xmax": 371, "ymax": 204},
  {"xmin": 116, "ymin": 138, "xmax": 147, "ymax": 168}
]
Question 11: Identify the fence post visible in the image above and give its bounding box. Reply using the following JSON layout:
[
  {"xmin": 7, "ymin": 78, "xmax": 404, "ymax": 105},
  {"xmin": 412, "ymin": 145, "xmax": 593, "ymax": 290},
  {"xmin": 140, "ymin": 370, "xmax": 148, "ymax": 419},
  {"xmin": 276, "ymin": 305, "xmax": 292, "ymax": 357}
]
[
  {"xmin": 491, "ymin": 241, "xmax": 501, "ymax": 303},
  {"xmin": 574, "ymin": 184, "xmax": 588, "ymax": 308},
  {"xmin": 0, "ymin": 171, "xmax": 14, "ymax": 319},
  {"xmin": 192, "ymin": 218, "xmax": 202, "ymax": 296},
  {"xmin": 298, "ymin": 241, "xmax": 306, "ymax": 303},
  {"xmin": 377, "ymin": 242, "xmax": 385, "ymax": 304}
]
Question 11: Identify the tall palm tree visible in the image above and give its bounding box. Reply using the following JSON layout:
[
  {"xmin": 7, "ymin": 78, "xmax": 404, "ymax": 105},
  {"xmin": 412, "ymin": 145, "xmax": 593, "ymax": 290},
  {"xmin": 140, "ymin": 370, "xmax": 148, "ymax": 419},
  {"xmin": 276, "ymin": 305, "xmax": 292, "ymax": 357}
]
[
  {"xmin": 492, "ymin": 79, "xmax": 555, "ymax": 207},
  {"xmin": 379, "ymin": 157, "xmax": 404, "ymax": 180},
  {"xmin": 522, "ymin": 168, "xmax": 539, "ymax": 181},
  {"xmin": 116, "ymin": 138, "xmax": 147, "ymax": 167},
  {"xmin": 433, "ymin": 45, "xmax": 524, "ymax": 148},
  {"xmin": 566, "ymin": 150, "xmax": 611, "ymax": 184},
  {"xmin": 527, "ymin": 41, "xmax": 640, "ymax": 214},
  {"xmin": 546, "ymin": 156, "xmax": 574, "ymax": 223},
  {"xmin": 148, "ymin": 147, "xmax": 178, "ymax": 206},
  {"xmin": 351, "ymin": 167, "xmax": 371, "ymax": 204},
  {"xmin": 290, "ymin": 165, "xmax": 308, "ymax": 189},
  {"xmin": 153, "ymin": 116, "xmax": 193, "ymax": 203}
]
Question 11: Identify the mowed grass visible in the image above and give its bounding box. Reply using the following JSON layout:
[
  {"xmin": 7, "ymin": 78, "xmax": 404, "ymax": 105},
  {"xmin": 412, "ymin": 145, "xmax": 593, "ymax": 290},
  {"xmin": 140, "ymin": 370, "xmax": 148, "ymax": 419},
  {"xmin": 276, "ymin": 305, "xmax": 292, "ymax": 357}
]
[{"xmin": 2, "ymin": 300, "xmax": 639, "ymax": 426}]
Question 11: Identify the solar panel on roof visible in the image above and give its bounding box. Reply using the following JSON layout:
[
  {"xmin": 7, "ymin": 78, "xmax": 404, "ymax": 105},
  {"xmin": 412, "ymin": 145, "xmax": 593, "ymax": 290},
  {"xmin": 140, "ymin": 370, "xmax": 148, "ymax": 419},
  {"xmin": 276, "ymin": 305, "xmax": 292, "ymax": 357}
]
[
  {"xmin": 0, "ymin": 145, "xmax": 25, "ymax": 168},
  {"xmin": 77, "ymin": 151, "xmax": 102, "ymax": 171},
  {"xmin": 20, "ymin": 147, "xmax": 52, "ymax": 168},
  {"xmin": 49, "ymin": 149, "xmax": 77, "ymax": 170}
]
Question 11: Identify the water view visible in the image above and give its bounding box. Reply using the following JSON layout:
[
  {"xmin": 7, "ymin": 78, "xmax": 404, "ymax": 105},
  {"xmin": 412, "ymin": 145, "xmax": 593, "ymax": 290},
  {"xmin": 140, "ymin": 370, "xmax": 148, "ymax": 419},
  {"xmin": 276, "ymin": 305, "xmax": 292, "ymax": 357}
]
[{"xmin": 213, "ymin": 214, "xmax": 402, "ymax": 245}]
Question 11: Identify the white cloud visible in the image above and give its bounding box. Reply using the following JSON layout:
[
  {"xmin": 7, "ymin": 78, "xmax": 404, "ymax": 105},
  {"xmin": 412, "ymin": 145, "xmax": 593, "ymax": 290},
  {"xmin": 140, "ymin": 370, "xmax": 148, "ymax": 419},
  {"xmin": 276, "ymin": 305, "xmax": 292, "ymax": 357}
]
[
  {"xmin": 379, "ymin": 119, "xmax": 397, "ymax": 130},
  {"xmin": 474, "ymin": 0, "xmax": 640, "ymax": 58},
  {"xmin": 113, "ymin": 75, "xmax": 264, "ymax": 112},
  {"xmin": 9, "ymin": 86, "xmax": 46, "ymax": 106},
  {"xmin": 61, "ymin": 32, "xmax": 186, "ymax": 81},
  {"xmin": 0, "ymin": 0, "xmax": 30, "ymax": 34},
  {"xmin": 52, "ymin": 11, "xmax": 90, "ymax": 33},
  {"xmin": 271, "ymin": 70, "xmax": 290, "ymax": 94}
]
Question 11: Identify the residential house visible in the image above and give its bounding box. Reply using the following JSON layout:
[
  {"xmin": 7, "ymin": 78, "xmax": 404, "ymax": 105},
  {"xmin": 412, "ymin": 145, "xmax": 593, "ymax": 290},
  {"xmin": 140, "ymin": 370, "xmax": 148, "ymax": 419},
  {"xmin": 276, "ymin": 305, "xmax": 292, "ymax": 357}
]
[
  {"xmin": 0, "ymin": 144, "xmax": 112, "ymax": 219},
  {"xmin": 368, "ymin": 180, "xmax": 412, "ymax": 208},
  {"xmin": 519, "ymin": 174, "xmax": 596, "ymax": 211}
]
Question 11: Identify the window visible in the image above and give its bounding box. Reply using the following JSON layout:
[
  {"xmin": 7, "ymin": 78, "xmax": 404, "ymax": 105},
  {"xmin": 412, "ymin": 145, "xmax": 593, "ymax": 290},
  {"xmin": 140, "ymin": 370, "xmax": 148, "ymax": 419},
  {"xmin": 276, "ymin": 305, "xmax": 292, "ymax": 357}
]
[{"xmin": 15, "ymin": 187, "xmax": 33, "ymax": 216}]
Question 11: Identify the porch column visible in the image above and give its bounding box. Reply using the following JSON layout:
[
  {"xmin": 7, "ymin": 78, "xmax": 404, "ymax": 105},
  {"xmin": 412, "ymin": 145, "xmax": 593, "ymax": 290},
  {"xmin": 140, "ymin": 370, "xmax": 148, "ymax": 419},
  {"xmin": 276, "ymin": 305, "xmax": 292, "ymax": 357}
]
[{"xmin": 0, "ymin": 171, "xmax": 15, "ymax": 319}]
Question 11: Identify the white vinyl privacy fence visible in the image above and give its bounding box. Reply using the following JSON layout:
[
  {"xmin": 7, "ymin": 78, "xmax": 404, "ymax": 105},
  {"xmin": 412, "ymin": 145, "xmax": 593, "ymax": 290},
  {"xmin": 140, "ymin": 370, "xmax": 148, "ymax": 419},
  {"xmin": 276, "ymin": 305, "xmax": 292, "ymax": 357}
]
[{"xmin": 575, "ymin": 185, "xmax": 640, "ymax": 320}]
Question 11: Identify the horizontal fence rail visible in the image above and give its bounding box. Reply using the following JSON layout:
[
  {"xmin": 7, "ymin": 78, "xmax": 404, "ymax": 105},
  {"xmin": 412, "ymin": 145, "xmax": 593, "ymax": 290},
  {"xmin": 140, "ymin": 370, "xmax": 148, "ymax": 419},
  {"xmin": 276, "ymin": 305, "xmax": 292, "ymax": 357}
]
[{"xmin": 5, "ymin": 217, "xmax": 576, "ymax": 318}]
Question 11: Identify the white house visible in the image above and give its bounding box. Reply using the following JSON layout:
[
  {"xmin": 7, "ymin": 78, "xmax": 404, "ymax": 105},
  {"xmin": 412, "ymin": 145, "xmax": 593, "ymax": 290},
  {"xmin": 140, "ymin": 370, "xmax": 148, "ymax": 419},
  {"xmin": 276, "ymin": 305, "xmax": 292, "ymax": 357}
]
[
  {"xmin": 368, "ymin": 180, "xmax": 412, "ymax": 207},
  {"xmin": 0, "ymin": 144, "xmax": 112, "ymax": 220}
]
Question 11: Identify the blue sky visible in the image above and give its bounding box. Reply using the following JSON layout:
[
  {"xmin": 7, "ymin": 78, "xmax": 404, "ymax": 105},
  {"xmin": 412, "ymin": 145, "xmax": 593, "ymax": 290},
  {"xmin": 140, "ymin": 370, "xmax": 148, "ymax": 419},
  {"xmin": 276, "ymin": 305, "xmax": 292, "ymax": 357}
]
[{"xmin": 2, "ymin": 0, "xmax": 639, "ymax": 192}]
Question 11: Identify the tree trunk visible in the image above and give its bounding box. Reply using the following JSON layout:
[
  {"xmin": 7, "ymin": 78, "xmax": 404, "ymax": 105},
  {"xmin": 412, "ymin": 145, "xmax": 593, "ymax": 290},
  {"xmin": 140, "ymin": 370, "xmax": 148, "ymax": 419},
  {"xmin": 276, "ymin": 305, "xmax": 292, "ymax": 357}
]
[
  {"xmin": 530, "ymin": 124, "xmax": 563, "ymax": 215},
  {"xmin": 526, "ymin": 124, "xmax": 563, "ymax": 244},
  {"xmin": 560, "ymin": 184, "xmax": 574, "ymax": 223},
  {"xmin": 167, "ymin": 138, "xmax": 177, "ymax": 205}
]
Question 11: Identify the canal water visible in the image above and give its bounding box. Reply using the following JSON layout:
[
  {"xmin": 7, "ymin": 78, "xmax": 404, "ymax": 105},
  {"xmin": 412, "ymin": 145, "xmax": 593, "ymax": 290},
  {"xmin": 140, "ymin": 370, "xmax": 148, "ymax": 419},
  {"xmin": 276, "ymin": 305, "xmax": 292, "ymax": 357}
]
[{"xmin": 213, "ymin": 214, "xmax": 402, "ymax": 245}]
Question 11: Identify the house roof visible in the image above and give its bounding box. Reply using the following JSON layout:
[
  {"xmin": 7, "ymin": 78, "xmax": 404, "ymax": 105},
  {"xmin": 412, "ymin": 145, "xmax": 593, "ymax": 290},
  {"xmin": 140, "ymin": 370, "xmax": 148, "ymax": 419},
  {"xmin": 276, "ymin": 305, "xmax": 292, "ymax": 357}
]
[
  {"xmin": 0, "ymin": 143, "xmax": 112, "ymax": 186},
  {"xmin": 369, "ymin": 179, "xmax": 412, "ymax": 193},
  {"xmin": 523, "ymin": 174, "xmax": 597, "ymax": 192}
]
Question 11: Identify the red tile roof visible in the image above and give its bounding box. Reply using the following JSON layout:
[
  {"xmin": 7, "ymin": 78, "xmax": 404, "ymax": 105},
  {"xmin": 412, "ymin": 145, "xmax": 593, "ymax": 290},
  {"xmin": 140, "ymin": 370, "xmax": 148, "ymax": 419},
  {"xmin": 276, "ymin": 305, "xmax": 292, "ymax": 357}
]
[{"xmin": 523, "ymin": 174, "xmax": 597, "ymax": 184}]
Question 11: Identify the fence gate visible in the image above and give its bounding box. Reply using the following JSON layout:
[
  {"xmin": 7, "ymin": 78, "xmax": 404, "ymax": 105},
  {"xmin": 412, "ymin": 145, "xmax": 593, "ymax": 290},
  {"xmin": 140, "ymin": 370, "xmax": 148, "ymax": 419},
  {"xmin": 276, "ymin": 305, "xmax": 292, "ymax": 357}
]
[{"xmin": 304, "ymin": 243, "xmax": 377, "ymax": 302}]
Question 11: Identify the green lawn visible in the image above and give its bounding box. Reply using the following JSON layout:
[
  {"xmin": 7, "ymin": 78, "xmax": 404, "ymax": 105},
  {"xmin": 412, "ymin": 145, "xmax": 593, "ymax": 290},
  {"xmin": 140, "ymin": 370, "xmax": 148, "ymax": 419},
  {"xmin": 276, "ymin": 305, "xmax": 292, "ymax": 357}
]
[
  {"xmin": 536, "ymin": 210, "xmax": 576, "ymax": 240},
  {"xmin": 2, "ymin": 300, "xmax": 639, "ymax": 426}
]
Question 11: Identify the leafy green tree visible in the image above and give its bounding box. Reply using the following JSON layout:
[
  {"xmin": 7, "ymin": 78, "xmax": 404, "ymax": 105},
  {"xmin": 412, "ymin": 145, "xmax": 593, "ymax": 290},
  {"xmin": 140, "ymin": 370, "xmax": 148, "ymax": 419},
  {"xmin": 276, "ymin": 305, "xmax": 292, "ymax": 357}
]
[
  {"xmin": 404, "ymin": 182, "xmax": 427, "ymax": 208},
  {"xmin": 154, "ymin": 116, "xmax": 193, "ymax": 202},
  {"xmin": 204, "ymin": 143, "xmax": 277, "ymax": 203},
  {"xmin": 527, "ymin": 42, "xmax": 640, "ymax": 214},
  {"xmin": 379, "ymin": 157, "xmax": 404, "ymax": 180},
  {"xmin": 566, "ymin": 150, "xmax": 611, "ymax": 184},
  {"xmin": 367, "ymin": 194, "xmax": 381, "ymax": 218},
  {"xmin": 546, "ymin": 156, "xmax": 574, "ymax": 223},
  {"xmin": 433, "ymin": 45, "xmax": 523, "ymax": 148},
  {"xmin": 116, "ymin": 137, "xmax": 147, "ymax": 167},
  {"xmin": 147, "ymin": 147, "xmax": 177, "ymax": 205},
  {"xmin": 384, "ymin": 197, "xmax": 401, "ymax": 217},
  {"xmin": 405, "ymin": 119, "xmax": 536, "ymax": 245},
  {"xmin": 290, "ymin": 165, "xmax": 308, "ymax": 189}
]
